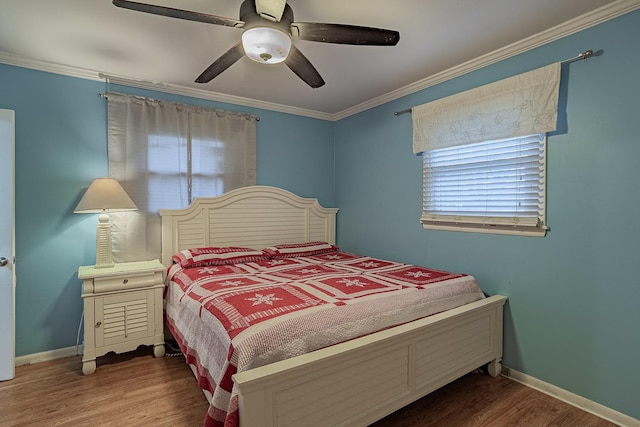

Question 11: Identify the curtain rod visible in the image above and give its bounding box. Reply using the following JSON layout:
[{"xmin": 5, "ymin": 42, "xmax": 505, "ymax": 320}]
[
  {"xmin": 393, "ymin": 49, "xmax": 595, "ymax": 117},
  {"xmin": 99, "ymin": 91, "xmax": 261, "ymax": 121}
]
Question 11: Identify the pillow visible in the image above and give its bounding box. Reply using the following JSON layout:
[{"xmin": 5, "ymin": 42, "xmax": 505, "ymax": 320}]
[
  {"xmin": 262, "ymin": 241, "xmax": 339, "ymax": 258},
  {"xmin": 172, "ymin": 247, "xmax": 268, "ymax": 268}
]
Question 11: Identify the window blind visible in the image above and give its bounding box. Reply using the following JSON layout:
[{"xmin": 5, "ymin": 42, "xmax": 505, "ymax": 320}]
[{"xmin": 422, "ymin": 134, "xmax": 546, "ymax": 236}]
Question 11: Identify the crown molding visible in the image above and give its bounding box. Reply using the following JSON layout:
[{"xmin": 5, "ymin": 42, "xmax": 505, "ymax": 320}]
[
  {"xmin": 99, "ymin": 74, "xmax": 334, "ymax": 121},
  {"xmin": 0, "ymin": 52, "xmax": 104, "ymax": 82},
  {"xmin": 1, "ymin": 0, "xmax": 638, "ymax": 122},
  {"xmin": 0, "ymin": 52, "xmax": 333, "ymax": 121},
  {"xmin": 332, "ymin": 0, "xmax": 640, "ymax": 121}
]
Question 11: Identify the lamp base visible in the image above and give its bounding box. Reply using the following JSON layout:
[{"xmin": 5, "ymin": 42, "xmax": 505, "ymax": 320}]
[{"xmin": 95, "ymin": 212, "xmax": 114, "ymax": 268}]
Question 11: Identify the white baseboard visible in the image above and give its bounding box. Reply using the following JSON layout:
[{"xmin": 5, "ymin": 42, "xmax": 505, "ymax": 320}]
[
  {"xmin": 504, "ymin": 366, "xmax": 639, "ymax": 427},
  {"xmin": 15, "ymin": 345, "xmax": 83, "ymax": 367}
]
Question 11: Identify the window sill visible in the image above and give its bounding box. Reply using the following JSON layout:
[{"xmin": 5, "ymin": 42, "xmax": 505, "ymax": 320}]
[{"xmin": 421, "ymin": 220, "xmax": 547, "ymax": 237}]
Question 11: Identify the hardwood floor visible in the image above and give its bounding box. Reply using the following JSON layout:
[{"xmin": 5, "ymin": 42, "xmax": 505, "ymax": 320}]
[
  {"xmin": 0, "ymin": 348, "xmax": 616, "ymax": 427},
  {"xmin": 371, "ymin": 369, "xmax": 617, "ymax": 427},
  {"xmin": 1, "ymin": 348, "xmax": 209, "ymax": 427}
]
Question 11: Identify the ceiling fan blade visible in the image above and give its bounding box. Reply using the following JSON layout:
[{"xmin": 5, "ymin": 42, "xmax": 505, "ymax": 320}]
[
  {"xmin": 112, "ymin": 0, "xmax": 244, "ymax": 28},
  {"xmin": 291, "ymin": 22, "xmax": 399, "ymax": 46},
  {"xmin": 254, "ymin": 0, "xmax": 286, "ymax": 22},
  {"xmin": 195, "ymin": 43, "xmax": 245, "ymax": 83},
  {"xmin": 285, "ymin": 46, "xmax": 325, "ymax": 89}
]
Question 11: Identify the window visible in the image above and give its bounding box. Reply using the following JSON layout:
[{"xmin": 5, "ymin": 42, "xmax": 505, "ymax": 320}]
[
  {"xmin": 412, "ymin": 63, "xmax": 561, "ymax": 237},
  {"xmin": 147, "ymin": 135, "xmax": 225, "ymax": 213},
  {"xmin": 106, "ymin": 92, "xmax": 257, "ymax": 262},
  {"xmin": 421, "ymin": 134, "xmax": 547, "ymax": 236}
]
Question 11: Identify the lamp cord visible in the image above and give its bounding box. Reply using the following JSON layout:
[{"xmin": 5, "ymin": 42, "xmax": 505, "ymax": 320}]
[{"xmin": 76, "ymin": 310, "xmax": 84, "ymax": 356}]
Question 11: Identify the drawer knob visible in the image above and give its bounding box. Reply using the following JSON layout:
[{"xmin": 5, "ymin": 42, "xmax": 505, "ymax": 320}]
[
  {"xmin": 95, "ymin": 321, "xmax": 102, "ymax": 328},
  {"xmin": 123, "ymin": 279, "xmax": 129, "ymax": 284}
]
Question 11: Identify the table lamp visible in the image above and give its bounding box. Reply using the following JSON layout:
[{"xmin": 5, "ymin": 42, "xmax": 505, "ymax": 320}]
[{"xmin": 74, "ymin": 178, "xmax": 137, "ymax": 268}]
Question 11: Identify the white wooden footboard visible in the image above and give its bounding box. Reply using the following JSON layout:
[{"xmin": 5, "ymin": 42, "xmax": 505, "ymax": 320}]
[{"xmin": 234, "ymin": 295, "xmax": 507, "ymax": 427}]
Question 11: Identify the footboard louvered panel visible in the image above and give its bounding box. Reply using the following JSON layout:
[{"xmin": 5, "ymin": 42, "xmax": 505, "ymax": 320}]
[
  {"xmin": 414, "ymin": 311, "xmax": 496, "ymax": 393},
  {"xmin": 274, "ymin": 346, "xmax": 411, "ymax": 427}
]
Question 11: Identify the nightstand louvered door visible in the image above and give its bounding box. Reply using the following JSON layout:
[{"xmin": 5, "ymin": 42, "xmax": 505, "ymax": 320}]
[{"xmin": 95, "ymin": 289, "xmax": 154, "ymax": 348}]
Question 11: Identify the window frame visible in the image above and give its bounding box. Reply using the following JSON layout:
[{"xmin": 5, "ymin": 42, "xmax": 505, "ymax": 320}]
[{"xmin": 420, "ymin": 133, "xmax": 548, "ymax": 237}]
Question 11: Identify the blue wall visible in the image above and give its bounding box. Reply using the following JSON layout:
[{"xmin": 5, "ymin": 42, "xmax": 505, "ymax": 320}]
[
  {"xmin": 0, "ymin": 65, "xmax": 335, "ymax": 356},
  {"xmin": 334, "ymin": 9, "xmax": 640, "ymax": 420}
]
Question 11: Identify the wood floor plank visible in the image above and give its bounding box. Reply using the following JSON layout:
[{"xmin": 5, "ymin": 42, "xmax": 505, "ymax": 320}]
[{"xmin": 0, "ymin": 348, "xmax": 617, "ymax": 427}]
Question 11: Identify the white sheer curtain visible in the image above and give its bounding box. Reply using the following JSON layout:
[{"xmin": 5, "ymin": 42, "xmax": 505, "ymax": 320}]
[
  {"xmin": 412, "ymin": 62, "xmax": 561, "ymax": 153},
  {"xmin": 106, "ymin": 92, "xmax": 257, "ymax": 262}
]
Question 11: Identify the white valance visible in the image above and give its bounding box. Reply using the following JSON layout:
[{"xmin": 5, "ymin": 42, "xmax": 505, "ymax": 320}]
[{"xmin": 412, "ymin": 62, "xmax": 561, "ymax": 153}]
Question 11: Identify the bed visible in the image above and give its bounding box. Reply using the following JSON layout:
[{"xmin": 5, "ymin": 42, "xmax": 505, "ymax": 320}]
[{"xmin": 160, "ymin": 185, "xmax": 507, "ymax": 427}]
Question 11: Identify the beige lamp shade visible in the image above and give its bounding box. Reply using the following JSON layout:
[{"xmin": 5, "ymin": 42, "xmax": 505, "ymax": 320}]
[
  {"xmin": 75, "ymin": 178, "xmax": 137, "ymax": 268},
  {"xmin": 74, "ymin": 178, "xmax": 137, "ymax": 213}
]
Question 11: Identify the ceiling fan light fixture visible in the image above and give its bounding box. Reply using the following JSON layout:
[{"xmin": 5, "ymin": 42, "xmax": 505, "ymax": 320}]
[{"xmin": 242, "ymin": 27, "xmax": 291, "ymax": 64}]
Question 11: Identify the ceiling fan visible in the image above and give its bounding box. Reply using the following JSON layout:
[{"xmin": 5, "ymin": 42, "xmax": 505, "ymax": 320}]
[{"xmin": 112, "ymin": 0, "xmax": 400, "ymax": 88}]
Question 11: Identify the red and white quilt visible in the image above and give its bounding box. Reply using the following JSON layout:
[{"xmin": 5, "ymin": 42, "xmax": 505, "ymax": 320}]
[{"xmin": 164, "ymin": 251, "xmax": 485, "ymax": 427}]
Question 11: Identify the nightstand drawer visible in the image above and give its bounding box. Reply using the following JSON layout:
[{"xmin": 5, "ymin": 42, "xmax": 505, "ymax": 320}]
[{"xmin": 93, "ymin": 272, "xmax": 161, "ymax": 293}]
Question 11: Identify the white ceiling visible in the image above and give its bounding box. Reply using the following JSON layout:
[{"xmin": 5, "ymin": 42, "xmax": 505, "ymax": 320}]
[{"xmin": 0, "ymin": 0, "xmax": 636, "ymax": 120}]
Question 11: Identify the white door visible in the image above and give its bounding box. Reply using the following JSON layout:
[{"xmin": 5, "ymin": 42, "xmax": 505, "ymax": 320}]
[{"xmin": 0, "ymin": 109, "xmax": 15, "ymax": 381}]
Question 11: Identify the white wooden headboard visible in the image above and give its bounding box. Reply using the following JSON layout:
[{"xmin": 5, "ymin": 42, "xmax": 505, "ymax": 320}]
[{"xmin": 159, "ymin": 186, "xmax": 338, "ymax": 266}]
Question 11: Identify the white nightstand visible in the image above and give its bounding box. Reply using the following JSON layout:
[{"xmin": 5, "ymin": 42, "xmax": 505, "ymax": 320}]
[{"xmin": 78, "ymin": 259, "xmax": 166, "ymax": 375}]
